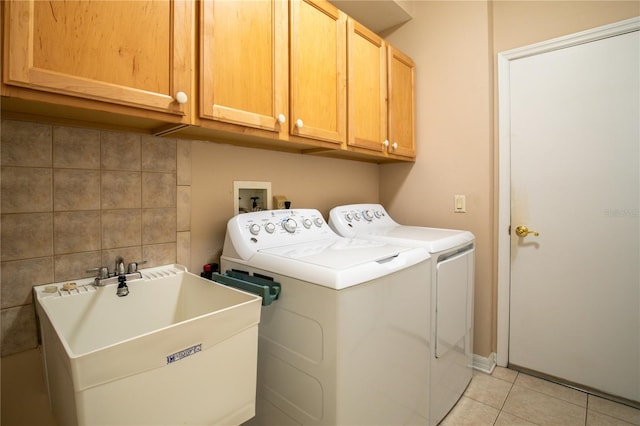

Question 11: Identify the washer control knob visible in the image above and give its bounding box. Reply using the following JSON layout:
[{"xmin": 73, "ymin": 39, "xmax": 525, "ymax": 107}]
[
  {"xmin": 354, "ymin": 212, "xmax": 361, "ymax": 221},
  {"xmin": 283, "ymin": 218, "xmax": 297, "ymax": 233},
  {"xmin": 314, "ymin": 217, "xmax": 323, "ymax": 227},
  {"xmin": 265, "ymin": 222, "xmax": 276, "ymax": 233},
  {"xmin": 374, "ymin": 210, "xmax": 383, "ymax": 219},
  {"xmin": 303, "ymin": 218, "xmax": 312, "ymax": 229},
  {"xmin": 363, "ymin": 210, "xmax": 374, "ymax": 221},
  {"xmin": 249, "ymin": 223, "xmax": 261, "ymax": 235},
  {"xmin": 345, "ymin": 213, "xmax": 353, "ymax": 222}
]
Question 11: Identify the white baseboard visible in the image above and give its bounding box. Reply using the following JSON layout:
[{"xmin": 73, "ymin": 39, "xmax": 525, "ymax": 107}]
[{"xmin": 472, "ymin": 352, "xmax": 497, "ymax": 374}]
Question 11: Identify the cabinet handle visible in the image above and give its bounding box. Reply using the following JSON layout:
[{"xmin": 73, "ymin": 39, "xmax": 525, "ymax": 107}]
[
  {"xmin": 295, "ymin": 119, "xmax": 304, "ymax": 128},
  {"xmin": 383, "ymin": 140, "xmax": 389, "ymax": 147},
  {"xmin": 277, "ymin": 114, "xmax": 286, "ymax": 124},
  {"xmin": 391, "ymin": 142, "xmax": 398, "ymax": 150},
  {"xmin": 175, "ymin": 91, "xmax": 188, "ymax": 104}
]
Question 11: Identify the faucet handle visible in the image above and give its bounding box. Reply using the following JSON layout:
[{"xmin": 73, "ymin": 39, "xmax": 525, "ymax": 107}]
[
  {"xmin": 87, "ymin": 266, "xmax": 110, "ymax": 279},
  {"xmin": 114, "ymin": 256, "xmax": 126, "ymax": 276},
  {"xmin": 127, "ymin": 260, "xmax": 148, "ymax": 274}
]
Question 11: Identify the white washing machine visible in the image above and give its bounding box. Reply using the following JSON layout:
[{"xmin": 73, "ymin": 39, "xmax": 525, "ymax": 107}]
[
  {"xmin": 329, "ymin": 203, "xmax": 475, "ymax": 425},
  {"xmin": 221, "ymin": 209, "xmax": 432, "ymax": 425}
]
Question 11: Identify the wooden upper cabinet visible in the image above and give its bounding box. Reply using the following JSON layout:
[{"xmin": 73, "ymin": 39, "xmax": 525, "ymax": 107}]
[
  {"xmin": 3, "ymin": 0, "xmax": 192, "ymax": 121},
  {"xmin": 2, "ymin": 0, "xmax": 415, "ymax": 162},
  {"xmin": 347, "ymin": 18, "xmax": 387, "ymax": 153},
  {"xmin": 290, "ymin": 0, "xmax": 346, "ymax": 146},
  {"xmin": 200, "ymin": 0, "xmax": 288, "ymax": 135},
  {"xmin": 387, "ymin": 44, "xmax": 416, "ymax": 159}
]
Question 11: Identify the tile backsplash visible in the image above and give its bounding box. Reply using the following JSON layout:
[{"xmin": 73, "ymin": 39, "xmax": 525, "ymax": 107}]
[{"xmin": 1, "ymin": 119, "xmax": 192, "ymax": 356}]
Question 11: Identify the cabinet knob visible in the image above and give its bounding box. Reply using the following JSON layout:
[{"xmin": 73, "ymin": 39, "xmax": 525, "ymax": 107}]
[
  {"xmin": 295, "ymin": 119, "xmax": 304, "ymax": 128},
  {"xmin": 391, "ymin": 142, "xmax": 398, "ymax": 150},
  {"xmin": 383, "ymin": 140, "xmax": 389, "ymax": 147},
  {"xmin": 175, "ymin": 91, "xmax": 188, "ymax": 104},
  {"xmin": 277, "ymin": 114, "xmax": 286, "ymax": 124}
]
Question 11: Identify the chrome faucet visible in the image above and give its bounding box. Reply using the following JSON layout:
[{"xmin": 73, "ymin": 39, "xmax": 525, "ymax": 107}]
[
  {"xmin": 114, "ymin": 255, "xmax": 128, "ymax": 296},
  {"xmin": 87, "ymin": 256, "xmax": 146, "ymax": 296}
]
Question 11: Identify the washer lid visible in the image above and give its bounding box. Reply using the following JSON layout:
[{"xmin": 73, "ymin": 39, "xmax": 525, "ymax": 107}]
[
  {"xmin": 237, "ymin": 240, "xmax": 429, "ymax": 289},
  {"xmin": 259, "ymin": 237, "xmax": 410, "ymax": 269}
]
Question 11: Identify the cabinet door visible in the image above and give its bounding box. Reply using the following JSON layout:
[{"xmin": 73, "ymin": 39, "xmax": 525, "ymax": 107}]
[
  {"xmin": 3, "ymin": 0, "xmax": 191, "ymax": 119},
  {"xmin": 387, "ymin": 45, "xmax": 416, "ymax": 159},
  {"xmin": 290, "ymin": 0, "xmax": 346, "ymax": 145},
  {"xmin": 347, "ymin": 18, "xmax": 387, "ymax": 153},
  {"xmin": 201, "ymin": 0, "xmax": 288, "ymax": 134}
]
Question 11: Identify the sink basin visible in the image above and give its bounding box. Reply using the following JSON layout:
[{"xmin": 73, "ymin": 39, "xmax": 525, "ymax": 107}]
[{"xmin": 34, "ymin": 264, "xmax": 261, "ymax": 426}]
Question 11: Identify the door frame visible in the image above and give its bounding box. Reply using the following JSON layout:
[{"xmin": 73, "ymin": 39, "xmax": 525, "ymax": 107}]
[{"xmin": 496, "ymin": 17, "xmax": 640, "ymax": 367}]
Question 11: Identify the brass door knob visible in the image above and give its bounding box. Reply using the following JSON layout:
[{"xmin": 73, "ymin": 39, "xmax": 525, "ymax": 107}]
[{"xmin": 515, "ymin": 225, "xmax": 539, "ymax": 237}]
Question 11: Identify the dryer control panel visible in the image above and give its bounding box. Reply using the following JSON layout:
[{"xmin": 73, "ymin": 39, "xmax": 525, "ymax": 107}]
[{"xmin": 329, "ymin": 203, "xmax": 399, "ymax": 237}]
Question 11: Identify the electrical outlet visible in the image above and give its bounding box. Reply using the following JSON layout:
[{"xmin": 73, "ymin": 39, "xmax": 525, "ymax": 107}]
[{"xmin": 273, "ymin": 195, "xmax": 287, "ymax": 209}]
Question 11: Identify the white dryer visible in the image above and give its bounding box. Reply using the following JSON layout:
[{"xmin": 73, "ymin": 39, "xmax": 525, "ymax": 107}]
[
  {"xmin": 329, "ymin": 203, "xmax": 475, "ymax": 425},
  {"xmin": 221, "ymin": 209, "xmax": 432, "ymax": 426}
]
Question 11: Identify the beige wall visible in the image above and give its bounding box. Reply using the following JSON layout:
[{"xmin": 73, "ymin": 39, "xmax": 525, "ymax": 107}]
[
  {"xmin": 380, "ymin": 0, "xmax": 639, "ymax": 358},
  {"xmin": 189, "ymin": 141, "xmax": 379, "ymax": 272},
  {"xmin": 492, "ymin": 1, "xmax": 639, "ymax": 53}
]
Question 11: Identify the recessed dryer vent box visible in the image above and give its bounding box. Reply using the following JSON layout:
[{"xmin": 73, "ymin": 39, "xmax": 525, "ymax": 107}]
[{"xmin": 234, "ymin": 181, "xmax": 272, "ymax": 215}]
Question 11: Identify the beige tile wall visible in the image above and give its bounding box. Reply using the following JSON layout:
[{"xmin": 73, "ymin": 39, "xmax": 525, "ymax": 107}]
[{"xmin": 0, "ymin": 119, "xmax": 192, "ymax": 356}]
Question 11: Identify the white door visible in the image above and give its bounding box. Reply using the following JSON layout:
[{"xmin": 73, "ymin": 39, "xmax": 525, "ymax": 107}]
[{"xmin": 505, "ymin": 26, "xmax": 639, "ymax": 401}]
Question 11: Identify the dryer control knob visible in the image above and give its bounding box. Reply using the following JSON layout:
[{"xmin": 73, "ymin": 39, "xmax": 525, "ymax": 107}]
[
  {"xmin": 283, "ymin": 218, "xmax": 297, "ymax": 233},
  {"xmin": 364, "ymin": 210, "xmax": 374, "ymax": 221},
  {"xmin": 314, "ymin": 217, "xmax": 323, "ymax": 227},
  {"xmin": 374, "ymin": 210, "xmax": 383, "ymax": 219},
  {"xmin": 354, "ymin": 212, "xmax": 361, "ymax": 221},
  {"xmin": 345, "ymin": 213, "xmax": 353, "ymax": 222},
  {"xmin": 265, "ymin": 222, "xmax": 276, "ymax": 233},
  {"xmin": 303, "ymin": 218, "xmax": 312, "ymax": 229},
  {"xmin": 249, "ymin": 223, "xmax": 261, "ymax": 235}
]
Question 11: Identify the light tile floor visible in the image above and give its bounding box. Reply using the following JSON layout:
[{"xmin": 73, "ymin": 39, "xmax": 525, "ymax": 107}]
[{"xmin": 442, "ymin": 367, "xmax": 640, "ymax": 426}]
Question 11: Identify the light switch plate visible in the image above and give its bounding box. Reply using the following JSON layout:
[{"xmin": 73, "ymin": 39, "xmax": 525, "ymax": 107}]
[{"xmin": 454, "ymin": 194, "xmax": 466, "ymax": 213}]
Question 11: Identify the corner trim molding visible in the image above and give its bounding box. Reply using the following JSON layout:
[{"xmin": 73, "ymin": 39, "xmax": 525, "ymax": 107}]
[{"xmin": 472, "ymin": 352, "xmax": 497, "ymax": 374}]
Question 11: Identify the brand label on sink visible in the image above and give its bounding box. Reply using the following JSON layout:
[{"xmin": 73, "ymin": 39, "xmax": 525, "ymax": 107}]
[{"xmin": 166, "ymin": 344, "xmax": 202, "ymax": 365}]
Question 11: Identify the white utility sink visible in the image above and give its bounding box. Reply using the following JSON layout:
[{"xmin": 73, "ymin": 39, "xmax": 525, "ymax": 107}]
[{"xmin": 33, "ymin": 264, "xmax": 262, "ymax": 426}]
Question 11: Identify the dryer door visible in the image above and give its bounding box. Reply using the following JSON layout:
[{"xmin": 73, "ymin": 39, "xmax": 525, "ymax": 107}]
[{"xmin": 435, "ymin": 250, "xmax": 472, "ymax": 358}]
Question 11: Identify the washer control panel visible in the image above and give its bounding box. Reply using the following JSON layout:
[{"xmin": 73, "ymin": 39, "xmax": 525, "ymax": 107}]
[
  {"xmin": 329, "ymin": 204, "xmax": 399, "ymax": 237},
  {"xmin": 227, "ymin": 209, "xmax": 336, "ymax": 255}
]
